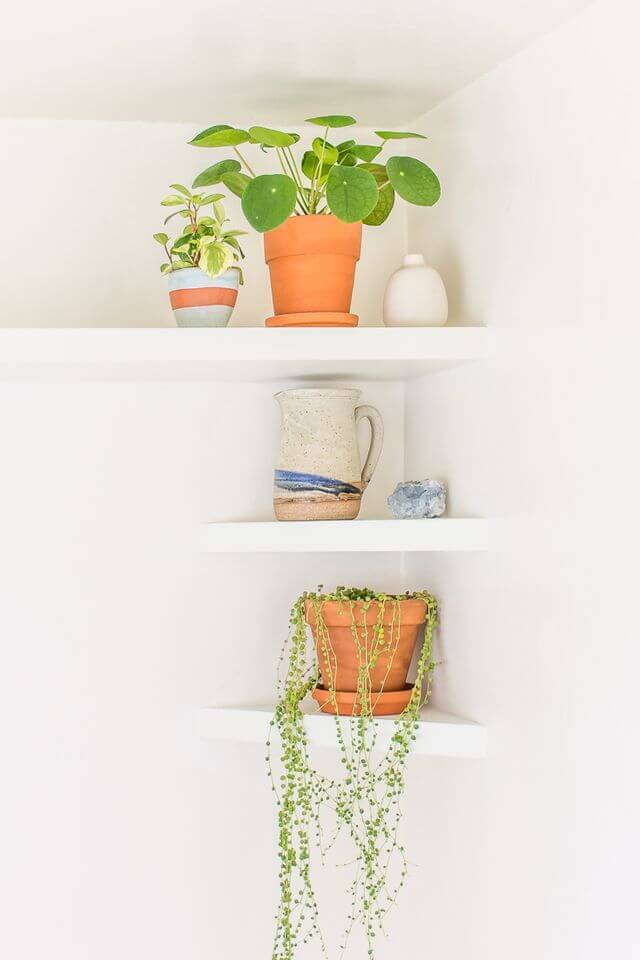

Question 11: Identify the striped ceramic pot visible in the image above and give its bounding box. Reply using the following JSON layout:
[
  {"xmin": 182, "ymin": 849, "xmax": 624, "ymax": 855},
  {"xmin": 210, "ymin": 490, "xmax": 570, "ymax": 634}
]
[{"xmin": 167, "ymin": 267, "xmax": 239, "ymax": 327}]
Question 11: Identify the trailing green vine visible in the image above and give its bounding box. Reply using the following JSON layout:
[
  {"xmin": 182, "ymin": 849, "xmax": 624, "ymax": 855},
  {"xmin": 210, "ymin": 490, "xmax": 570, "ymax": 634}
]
[{"xmin": 267, "ymin": 586, "xmax": 438, "ymax": 960}]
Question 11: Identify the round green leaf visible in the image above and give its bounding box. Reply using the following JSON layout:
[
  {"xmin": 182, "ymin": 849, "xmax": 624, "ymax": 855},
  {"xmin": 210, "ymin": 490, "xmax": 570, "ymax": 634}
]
[
  {"xmin": 363, "ymin": 182, "xmax": 395, "ymax": 226},
  {"xmin": 192, "ymin": 159, "xmax": 241, "ymax": 188},
  {"xmin": 189, "ymin": 124, "xmax": 250, "ymax": 147},
  {"xmin": 301, "ymin": 151, "xmax": 318, "ymax": 180},
  {"xmin": 153, "ymin": 232, "xmax": 169, "ymax": 245},
  {"xmin": 358, "ymin": 162, "xmax": 389, "ymax": 186},
  {"xmin": 326, "ymin": 164, "xmax": 378, "ymax": 223},
  {"xmin": 312, "ymin": 138, "xmax": 339, "ymax": 166},
  {"xmin": 386, "ymin": 156, "xmax": 440, "ymax": 206},
  {"xmin": 349, "ymin": 144, "xmax": 382, "ymax": 162},
  {"xmin": 375, "ymin": 130, "xmax": 427, "ymax": 141},
  {"xmin": 305, "ymin": 115, "xmax": 357, "ymax": 128},
  {"xmin": 337, "ymin": 139, "xmax": 357, "ymax": 154},
  {"xmin": 220, "ymin": 171, "xmax": 251, "ymax": 198},
  {"xmin": 248, "ymin": 126, "xmax": 299, "ymax": 148},
  {"xmin": 241, "ymin": 174, "xmax": 297, "ymax": 232},
  {"xmin": 301, "ymin": 151, "xmax": 332, "ymax": 181}
]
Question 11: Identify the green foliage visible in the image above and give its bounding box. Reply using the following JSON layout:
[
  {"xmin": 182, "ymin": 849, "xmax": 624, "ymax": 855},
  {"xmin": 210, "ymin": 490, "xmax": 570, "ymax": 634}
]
[
  {"xmin": 189, "ymin": 114, "xmax": 441, "ymax": 230},
  {"xmin": 358, "ymin": 162, "xmax": 389, "ymax": 186},
  {"xmin": 242, "ymin": 174, "xmax": 298, "ymax": 232},
  {"xmin": 192, "ymin": 159, "xmax": 241, "ymax": 188},
  {"xmin": 152, "ymin": 181, "xmax": 247, "ymax": 281},
  {"xmin": 326, "ymin": 164, "xmax": 378, "ymax": 223},
  {"xmin": 348, "ymin": 144, "xmax": 382, "ymax": 162},
  {"xmin": 189, "ymin": 124, "xmax": 250, "ymax": 147},
  {"xmin": 220, "ymin": 171, "xmax": 251, "ymax": 198},
  {"xmin": 386, "ymin": 156, "xmax": 441, "ymax": 206},
  {"xmin": 198, "ymin": 237, "xmax": 234, "ymax": 277},
  {"xmin": 305, "ymin": 114, "xmax": 357, "ymax": 128},
  {"xmin": 363, "ymin": 182, "xmax": 395, "ymax": 226},
  {"xmin": 268, "ymin": 586, "xmax": 438, "ymax": 960},
  {"xmin": 249, "ymin": 126, "xmax": 299, "ymax": 148},
  {"xmin": 375, "ymin": 130, "xmax": 427, "ymax": 140},
  {"xmin": 312, "ymin": 137, "xmax": 339, "ymax": 166}
]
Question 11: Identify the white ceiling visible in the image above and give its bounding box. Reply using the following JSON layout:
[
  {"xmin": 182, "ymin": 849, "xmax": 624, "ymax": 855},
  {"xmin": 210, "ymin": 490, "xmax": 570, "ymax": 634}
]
[{"xmin": 0, "ymin": 0, "xmax": 591, "ymax": 125}]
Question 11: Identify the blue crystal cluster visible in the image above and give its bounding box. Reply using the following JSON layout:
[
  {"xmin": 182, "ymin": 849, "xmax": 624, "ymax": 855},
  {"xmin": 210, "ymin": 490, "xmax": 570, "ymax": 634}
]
[{"xmin": 387, "ymin": 479, "xmax": 447, "ymax": 519}]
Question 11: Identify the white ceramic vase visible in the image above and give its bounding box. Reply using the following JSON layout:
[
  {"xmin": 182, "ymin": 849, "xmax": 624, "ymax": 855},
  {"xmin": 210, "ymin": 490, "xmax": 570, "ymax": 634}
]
[
  {"xmin": 383, "ymin": 253, "xmax": 448, "ymax": 327},
  {"xmin": 273, "ymin": 388, "xmax": 384, "ymax": 521}
]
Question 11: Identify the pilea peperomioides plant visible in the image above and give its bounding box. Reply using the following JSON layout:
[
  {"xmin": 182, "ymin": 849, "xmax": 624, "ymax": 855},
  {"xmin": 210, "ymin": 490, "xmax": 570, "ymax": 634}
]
[
  {"xmin": 267, "ymin": 586, "xmax": 439, "ymax": 960},
  {"xmin": 189, "ymin": 115, "xmax": 441, "ymax": 232}
]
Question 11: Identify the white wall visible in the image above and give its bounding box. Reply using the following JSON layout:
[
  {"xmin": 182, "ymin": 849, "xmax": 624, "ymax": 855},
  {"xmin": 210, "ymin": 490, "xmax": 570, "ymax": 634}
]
[
  {"xmin": 0, "ymin": 119, "xmax": 406, "ymax": 327},
  {"xmin": 402, "ymin": 1, "xmax": 640, "ymax": 957},
  {"xmin": 0, "ymin": 378, "xmax": 406, "ymax": 960},
  {"xmin": 2, "ymin": 2, "xmax": 640, "ymax": 959}
]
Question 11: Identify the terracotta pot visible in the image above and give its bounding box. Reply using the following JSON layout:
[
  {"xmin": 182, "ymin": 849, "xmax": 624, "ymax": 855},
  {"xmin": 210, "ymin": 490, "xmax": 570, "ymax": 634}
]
[
  {"xmin": 263, "ymin": 215, "xmax": 362, "ymax": 327},
  {"xmin": 305, "ymin": 598, "xmax": 427, "ymax": 715}
]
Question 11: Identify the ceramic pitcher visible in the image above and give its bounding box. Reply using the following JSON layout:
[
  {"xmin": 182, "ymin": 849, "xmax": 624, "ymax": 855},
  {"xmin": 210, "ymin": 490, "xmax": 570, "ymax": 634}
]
[{"xmin": 273, "ymin": 388, "xmax": 384, "ymax": 521}]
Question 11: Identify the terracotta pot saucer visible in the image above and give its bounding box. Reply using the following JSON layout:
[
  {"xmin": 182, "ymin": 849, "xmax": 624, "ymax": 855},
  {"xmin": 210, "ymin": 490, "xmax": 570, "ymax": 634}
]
[
  {"xmin": 265, "ymin": 312, "xmax": 359, "ymax": 327},
  {"xmin": 312, "ymin": 684, "xmax": 415, "ymax": 717}
]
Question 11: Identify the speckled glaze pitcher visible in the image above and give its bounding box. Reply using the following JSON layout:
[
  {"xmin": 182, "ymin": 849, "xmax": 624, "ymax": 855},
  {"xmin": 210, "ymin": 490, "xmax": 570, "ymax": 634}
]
[{"xmin": 273, "ymin": 388, "xmax": 384, "ymax": 521}]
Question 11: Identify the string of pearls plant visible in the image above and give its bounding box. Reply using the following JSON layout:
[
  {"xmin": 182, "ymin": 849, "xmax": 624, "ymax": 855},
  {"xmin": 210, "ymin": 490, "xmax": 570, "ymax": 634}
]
[{"xmin": 266, "ymin": 586, "xmax": 438, "ymax": 960}]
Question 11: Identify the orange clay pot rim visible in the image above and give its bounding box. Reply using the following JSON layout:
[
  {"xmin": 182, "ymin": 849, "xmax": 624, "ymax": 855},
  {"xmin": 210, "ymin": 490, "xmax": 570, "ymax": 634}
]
[
  {"xmin": 305, "ymin": 598, "xmax": 427, "ymax": 614},
  {"xmin": 305, "ymin": 597, "xmax": 427, "ymax": 605},
  {"xmin": 276, "ymin": 214, "xmax": 354, "ymax": 223}
]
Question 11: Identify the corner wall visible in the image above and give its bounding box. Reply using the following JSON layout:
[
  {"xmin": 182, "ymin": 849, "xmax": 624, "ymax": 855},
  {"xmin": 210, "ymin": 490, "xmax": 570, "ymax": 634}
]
[{"xmin": 403, "ymin": 1, "xmax": 640, "ymax": 956}]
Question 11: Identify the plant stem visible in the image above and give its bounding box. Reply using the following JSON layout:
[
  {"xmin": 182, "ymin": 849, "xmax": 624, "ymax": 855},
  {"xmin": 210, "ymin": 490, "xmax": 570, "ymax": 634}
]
[
  {"xmin": 279, "ymin": 148, "xmax": 309, "ymax": 213},
  {"xmin": 309, "ymin": 126, "xmax": 329, "ymax": 214},
  {"xmin": 232, "ymin": 146, "xmax": 257, "ymax": 178}
]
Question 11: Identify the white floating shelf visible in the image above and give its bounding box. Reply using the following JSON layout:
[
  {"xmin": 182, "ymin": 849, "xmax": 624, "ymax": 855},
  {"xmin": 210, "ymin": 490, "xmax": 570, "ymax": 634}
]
[
  {"xmin": 200, "ymin": 518, "xmax": 489, "ymax": 553},
  {"xmin": 199, "ymin": 705, "xmax": 487, "ymax": 759},
  {"xmin": 0, "ymin": 327, "xmax": 490, "ymax": 383}
]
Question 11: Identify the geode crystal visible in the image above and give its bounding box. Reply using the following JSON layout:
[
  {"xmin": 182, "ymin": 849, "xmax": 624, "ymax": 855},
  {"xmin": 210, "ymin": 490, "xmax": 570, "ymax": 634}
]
[{"xmin": 387, "ymin": 479, "xmax": 447, "ymax": 519}]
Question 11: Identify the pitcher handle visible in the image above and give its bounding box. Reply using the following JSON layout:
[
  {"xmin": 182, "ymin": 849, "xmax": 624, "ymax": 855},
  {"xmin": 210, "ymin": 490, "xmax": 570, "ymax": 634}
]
[{"xmin": 355, "ymin": 404, "xmax": 384, "ymax": 487}]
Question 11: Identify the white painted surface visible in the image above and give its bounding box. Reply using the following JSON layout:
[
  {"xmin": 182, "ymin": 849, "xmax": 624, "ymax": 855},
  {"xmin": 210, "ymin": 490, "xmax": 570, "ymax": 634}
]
[
  {"xmin": 401, "ymin": 2, "xmax": 640, "ymax": 958},
  {"xmin": 0, "ymin": 379, "xmax": 406, "ymax": 960},
  {"xmin": 0, "ymin": 2, "xmax": 638, "ymax": 959},
  {"xmin": 0, "ymin": 120, "xmax": 406, "ymax": 329},
  {"xmin": 199, "ymin": 706, "xmax": 487, "ymax": 759},
  {"xmin": 0, "ymin": 328, "xmax": 490, "ymax": 381},
  {"xmin": 200, "ymin": 518, "xmax": 489, "ymax": 553},
  {"xmin": 0, "ymin": 0, "xmax": 589, "ymax": 123}
]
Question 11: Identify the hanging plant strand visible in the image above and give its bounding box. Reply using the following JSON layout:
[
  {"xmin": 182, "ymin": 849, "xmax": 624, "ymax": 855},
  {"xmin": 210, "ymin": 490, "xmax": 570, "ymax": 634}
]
[{"xmin": 266, "ymin": 586, "xmax": 438, "ymax": 960}]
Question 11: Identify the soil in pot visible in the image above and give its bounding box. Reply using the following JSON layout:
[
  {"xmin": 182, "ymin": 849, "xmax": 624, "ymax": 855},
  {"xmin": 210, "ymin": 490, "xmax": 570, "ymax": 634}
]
[{"xmin": 263, "ymin": 215, "xmax": 362, "ymax": 327}]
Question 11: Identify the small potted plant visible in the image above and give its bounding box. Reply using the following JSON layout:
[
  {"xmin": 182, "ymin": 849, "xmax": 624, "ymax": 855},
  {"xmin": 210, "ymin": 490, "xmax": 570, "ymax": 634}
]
[
  {"xmin": 188, "ymin": 117, "xmax": 441, "ymax": 327},
  {"xmin": 153, "ymin": 183, "xmax": 246, "ymax": 327},
  {"xmin": 268, "ymin": 585, "xmax": 438, "ymax": 959}
]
